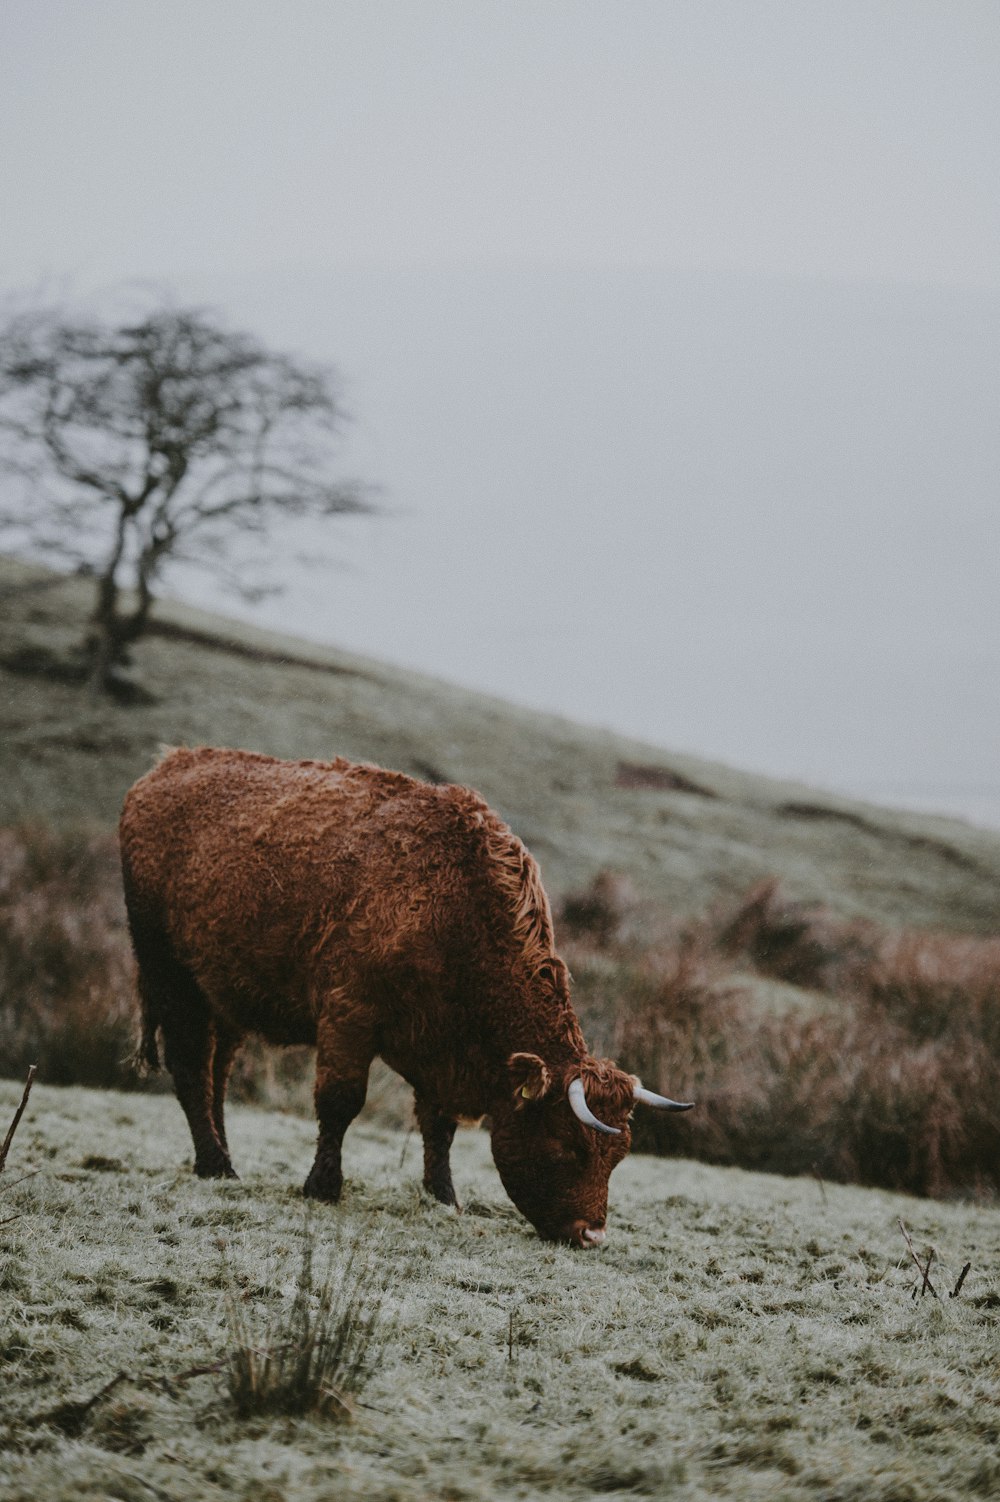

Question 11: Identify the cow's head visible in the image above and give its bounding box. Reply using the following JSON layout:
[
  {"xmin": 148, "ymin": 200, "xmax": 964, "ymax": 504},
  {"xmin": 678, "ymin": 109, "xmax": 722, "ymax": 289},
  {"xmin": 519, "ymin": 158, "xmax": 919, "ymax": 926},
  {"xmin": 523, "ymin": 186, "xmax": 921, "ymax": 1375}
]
[{"xmin": 489, "ymin": 1053, "xmax": 692, "ymax": 1246}]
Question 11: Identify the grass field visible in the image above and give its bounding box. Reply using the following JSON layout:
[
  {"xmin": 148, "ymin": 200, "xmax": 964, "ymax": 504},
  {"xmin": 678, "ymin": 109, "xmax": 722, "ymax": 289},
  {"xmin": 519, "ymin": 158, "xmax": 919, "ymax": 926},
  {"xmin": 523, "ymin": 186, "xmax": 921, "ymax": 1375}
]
[{"xmin": 2, "ymin": 1079, "xmax": 998, "ymax": 1502}]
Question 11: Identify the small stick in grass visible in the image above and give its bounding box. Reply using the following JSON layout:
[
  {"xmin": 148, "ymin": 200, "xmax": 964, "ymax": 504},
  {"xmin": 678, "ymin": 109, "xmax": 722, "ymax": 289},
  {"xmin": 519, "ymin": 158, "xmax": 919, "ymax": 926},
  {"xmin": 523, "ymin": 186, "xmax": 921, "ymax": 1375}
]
[
  {"xmin": 0, "ymin": 1066, "xmax": 37, "ymax": 1173},
  {"xmin": 104, "ymin": 1467, "xmax": 174, "ymax": 1502},
  {"xmin": 898, "ymin": 1217, "xmax": 938, "ymax": 1299},
  {"xmin": 163, "ymin": 1359, "xmax": 226, "ymax": 1387},
  {"xmin": 399, "ymin": 1123, "xmax": 413, "ymax": 1170},
  {"xmin": 919, "ymin": 1246, "xmax": 937, "ymax": 1298},
  {"xmin": 0, "ymin": 1168, "xmax": 40, "ymax": 1191},
  {"xmin": 950, "ymin": 1262, "xmax": 971, "ymax": 1299}
]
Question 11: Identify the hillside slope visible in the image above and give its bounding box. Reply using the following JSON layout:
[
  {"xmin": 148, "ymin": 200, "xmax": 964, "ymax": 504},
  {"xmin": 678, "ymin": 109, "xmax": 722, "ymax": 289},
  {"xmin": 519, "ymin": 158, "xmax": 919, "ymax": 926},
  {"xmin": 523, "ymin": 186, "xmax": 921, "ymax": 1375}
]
[{"xmin": 3, "ymin": 557, "xmax": 1000, "ymax": 933}]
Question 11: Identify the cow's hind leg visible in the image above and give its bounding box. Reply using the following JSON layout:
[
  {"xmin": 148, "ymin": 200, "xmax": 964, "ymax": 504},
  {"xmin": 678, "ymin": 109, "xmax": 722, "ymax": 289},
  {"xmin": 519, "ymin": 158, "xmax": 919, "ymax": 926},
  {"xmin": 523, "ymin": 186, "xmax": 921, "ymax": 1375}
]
[
  {"xmin": 131, "ymin": 922, "xmax": 236, "ymax": 1179},
  {"xmin": 415, "ymin": 1094, "xmax": 459, "ymax": 1207},
  {"xmin": 211, "ymin": 1026, "xmax": 244, "ymax": 1161},
  {"xmin": 161, "ymin": 1014, "xmax": 237, "ymax": 1179},
  {"xmin": 303, "ymin": 998, "xmax": 374, "ymax": 1203}
]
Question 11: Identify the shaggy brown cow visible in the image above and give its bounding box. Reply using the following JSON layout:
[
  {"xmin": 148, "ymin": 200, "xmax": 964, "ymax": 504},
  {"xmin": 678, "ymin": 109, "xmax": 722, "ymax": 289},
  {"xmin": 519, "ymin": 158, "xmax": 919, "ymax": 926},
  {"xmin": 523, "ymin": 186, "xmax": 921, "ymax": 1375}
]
[{"xmin": 120, "ymin": 747, "xmax": 692, "ymax": 1245}]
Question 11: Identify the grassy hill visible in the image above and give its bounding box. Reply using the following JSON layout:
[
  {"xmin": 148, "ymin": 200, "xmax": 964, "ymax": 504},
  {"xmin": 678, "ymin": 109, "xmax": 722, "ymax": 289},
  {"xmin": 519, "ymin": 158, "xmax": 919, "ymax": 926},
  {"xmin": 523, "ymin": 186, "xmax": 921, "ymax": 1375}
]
[
  {"xmin": 3, "ymin": 564, "xmax": 999, "ymax": 1499},
  {"xmin": 3, "ymin": 556, "xmax": 1000, "ymax": 934},
  {"xmin": 1, "ymin": 1078, "xmax": 998, "ymax": 1502}
]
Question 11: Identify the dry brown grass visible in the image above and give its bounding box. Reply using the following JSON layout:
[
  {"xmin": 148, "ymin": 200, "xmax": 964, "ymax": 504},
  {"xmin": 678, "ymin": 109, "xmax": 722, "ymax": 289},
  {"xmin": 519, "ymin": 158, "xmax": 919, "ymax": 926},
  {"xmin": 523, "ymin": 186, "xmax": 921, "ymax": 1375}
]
[
  {"xmin": 714, "ymin": 876, "xmax": 876, "ymax": 989},
  {"xmin": 0, "ymin": 824, "xmax": 137, "ymax": 1088},
  {"xmin": 860, "ymin": 928, "xmax": 1000, "ymax": 1048},
  {"xmin": 573, "ymin": 876, "xmax": 1000, "ymax": 1197}
]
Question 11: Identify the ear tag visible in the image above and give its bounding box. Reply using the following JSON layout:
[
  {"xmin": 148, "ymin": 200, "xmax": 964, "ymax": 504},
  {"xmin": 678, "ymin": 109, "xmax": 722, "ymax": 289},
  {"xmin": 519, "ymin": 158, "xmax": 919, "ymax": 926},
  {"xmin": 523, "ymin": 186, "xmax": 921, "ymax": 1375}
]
[{"xmin": 519, "ymin": 1082, "xmax": 540, "ymax": 1100}]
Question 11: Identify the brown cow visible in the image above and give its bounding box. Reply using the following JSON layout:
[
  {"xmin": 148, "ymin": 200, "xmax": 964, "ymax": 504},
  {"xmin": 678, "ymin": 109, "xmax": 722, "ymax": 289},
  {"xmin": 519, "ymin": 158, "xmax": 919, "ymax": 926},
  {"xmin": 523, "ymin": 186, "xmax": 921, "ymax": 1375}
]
[{"xmin": 119, "ymin": 747, "xmax": 692, "ymax": 1245}]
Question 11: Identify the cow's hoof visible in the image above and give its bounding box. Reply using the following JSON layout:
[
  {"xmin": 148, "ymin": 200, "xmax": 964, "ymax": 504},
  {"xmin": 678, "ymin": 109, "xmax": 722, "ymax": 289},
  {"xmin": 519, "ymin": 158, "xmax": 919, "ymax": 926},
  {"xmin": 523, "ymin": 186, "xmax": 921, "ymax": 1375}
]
[
  {"xmin": 424, "ymin": 1176, "xmax": 460, "ymax": 1209},
  {"xmin": 302, "ymin": 1169, "xmax": 342, "ymax": 1203},
  {"xmin": 194, "ymin": 1158, "xmax": 238, "ymax": 1179}
]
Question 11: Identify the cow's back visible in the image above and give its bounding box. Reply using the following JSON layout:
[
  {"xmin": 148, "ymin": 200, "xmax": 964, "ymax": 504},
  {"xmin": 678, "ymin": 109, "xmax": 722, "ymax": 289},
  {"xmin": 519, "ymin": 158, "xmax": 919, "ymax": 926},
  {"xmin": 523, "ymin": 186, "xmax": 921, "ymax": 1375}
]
[{"xmin": 121, "ymin": 747, "xmax": 499, "ymax": 1020}]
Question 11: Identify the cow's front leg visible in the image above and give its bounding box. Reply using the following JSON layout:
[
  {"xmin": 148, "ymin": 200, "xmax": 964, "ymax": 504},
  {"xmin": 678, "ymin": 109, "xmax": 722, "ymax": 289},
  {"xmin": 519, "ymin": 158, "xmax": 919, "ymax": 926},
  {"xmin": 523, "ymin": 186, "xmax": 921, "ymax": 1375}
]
[
  {"xmin": 303, "ymin": 1001, "xmax": 373, "ymax": 1203},
  {"xmin": 415, "ymin": 1093, "xmax": 459, "ymax": 1207}
]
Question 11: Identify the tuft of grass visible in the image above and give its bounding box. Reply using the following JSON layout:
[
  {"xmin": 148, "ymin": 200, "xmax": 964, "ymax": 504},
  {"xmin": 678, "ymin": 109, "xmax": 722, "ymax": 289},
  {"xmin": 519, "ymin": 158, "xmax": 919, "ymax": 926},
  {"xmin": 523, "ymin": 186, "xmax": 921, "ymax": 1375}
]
[
  {"xmin": 224, "ymin": 1224, "xmax": 399, "ymax": 1421},
  {"xmin": 715, "ymin": 876, "xmax": 874, "ymax": 989},
  {"xmin": 859, "ymin": 928, "xmax": 1000, "ymax": 1051},
  {"xmin": 558, "ymin": 871, "xmax": 637, "ymax": 947}
]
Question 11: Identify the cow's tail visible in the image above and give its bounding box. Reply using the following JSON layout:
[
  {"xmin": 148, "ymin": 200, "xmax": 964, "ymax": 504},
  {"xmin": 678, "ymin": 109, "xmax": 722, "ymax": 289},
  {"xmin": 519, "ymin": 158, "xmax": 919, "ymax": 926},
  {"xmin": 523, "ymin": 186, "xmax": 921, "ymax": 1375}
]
[
  {"xmin": 135, "ymin": 992, "xmax": 162, "ymax": 1074},
  {"xmin": 125, "ymin": 947, "xmax": 163, "ymax": 1075},
  {"xmin": 120, "ymin": 844, "xmax": 163, "ymax": 1075}
]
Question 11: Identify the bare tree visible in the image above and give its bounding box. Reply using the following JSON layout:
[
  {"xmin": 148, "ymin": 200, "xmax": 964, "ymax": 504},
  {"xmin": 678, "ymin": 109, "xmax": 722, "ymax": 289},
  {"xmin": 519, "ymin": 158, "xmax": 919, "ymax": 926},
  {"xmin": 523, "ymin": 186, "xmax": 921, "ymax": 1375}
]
[{"xmin": 0, "ymin": 300, "xmax": 374, "ymax": 696}]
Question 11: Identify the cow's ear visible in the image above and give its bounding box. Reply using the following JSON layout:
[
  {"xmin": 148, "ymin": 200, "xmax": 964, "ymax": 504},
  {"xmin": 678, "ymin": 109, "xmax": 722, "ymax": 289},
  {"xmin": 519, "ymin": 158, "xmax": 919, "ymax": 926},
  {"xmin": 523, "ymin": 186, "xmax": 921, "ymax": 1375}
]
[{"xmin": 508, "ymin": 1052, "xmax": 552, "ymax": 1103}]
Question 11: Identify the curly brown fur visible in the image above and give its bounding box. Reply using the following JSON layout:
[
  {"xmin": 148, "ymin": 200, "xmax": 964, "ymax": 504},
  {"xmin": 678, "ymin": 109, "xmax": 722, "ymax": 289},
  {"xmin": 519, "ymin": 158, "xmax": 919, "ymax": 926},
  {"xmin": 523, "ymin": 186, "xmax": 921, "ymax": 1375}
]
[{"xmin": 119, "ymin": 747, "xmax": 680, "ymax": 1243}]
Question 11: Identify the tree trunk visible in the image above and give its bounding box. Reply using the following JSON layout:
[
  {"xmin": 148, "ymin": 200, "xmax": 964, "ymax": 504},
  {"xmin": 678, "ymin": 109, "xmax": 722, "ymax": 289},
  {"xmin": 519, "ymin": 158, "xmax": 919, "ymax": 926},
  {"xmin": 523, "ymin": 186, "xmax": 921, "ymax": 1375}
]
[{"xmin": 83, "ymin": 565, "xmax": 153, "ymax": 699}]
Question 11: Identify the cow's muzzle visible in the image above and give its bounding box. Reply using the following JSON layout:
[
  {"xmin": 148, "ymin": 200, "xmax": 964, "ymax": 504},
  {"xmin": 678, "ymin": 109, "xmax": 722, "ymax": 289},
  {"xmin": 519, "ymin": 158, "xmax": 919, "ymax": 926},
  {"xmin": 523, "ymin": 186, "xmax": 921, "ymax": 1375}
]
[{"xmin": 559, "ymin": 1219, "xmax": 607, "ymax": 1248}]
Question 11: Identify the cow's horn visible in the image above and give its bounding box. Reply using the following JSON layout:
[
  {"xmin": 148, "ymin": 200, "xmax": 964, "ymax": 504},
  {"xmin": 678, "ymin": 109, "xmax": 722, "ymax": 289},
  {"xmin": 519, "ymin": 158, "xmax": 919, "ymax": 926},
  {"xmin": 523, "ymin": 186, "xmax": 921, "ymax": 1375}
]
[
  {"xmin": 633, "ymin": 1082, "xmax": 695, "ymax": 1112},
  {"xmin": 567, "ymin": 1077, "xmax": 621, "ymax": 1135}
]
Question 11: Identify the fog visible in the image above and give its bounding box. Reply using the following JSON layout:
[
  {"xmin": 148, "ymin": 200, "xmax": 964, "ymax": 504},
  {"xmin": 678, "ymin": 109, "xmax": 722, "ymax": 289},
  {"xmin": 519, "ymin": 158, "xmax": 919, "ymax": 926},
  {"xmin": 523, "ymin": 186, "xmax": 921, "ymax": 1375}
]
[
  {"xmin": 174, "ymin": 264, "xmax": 1000, "ymax": 825},
  {"xmin": 2, "ymin": 2, "xmax": 998, "ymax": 824}
]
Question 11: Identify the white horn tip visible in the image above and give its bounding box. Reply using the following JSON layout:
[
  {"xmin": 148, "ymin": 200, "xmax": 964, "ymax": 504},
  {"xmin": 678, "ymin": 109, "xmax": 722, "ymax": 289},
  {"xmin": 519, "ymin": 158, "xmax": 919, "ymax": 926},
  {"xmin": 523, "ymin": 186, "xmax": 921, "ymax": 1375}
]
[
  {"xmin": 567, "ymin": 1076, "xmax": 621, "ymax": 1135},
  {"xmin": 633, "ymin": 1083, "xmax": 695, "ymax": 1111}
]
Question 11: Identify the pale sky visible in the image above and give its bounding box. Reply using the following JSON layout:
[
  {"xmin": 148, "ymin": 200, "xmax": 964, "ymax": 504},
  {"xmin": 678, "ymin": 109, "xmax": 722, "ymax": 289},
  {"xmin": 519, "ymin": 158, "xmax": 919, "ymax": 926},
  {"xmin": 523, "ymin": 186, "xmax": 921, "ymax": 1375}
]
[
  {"xmin": 2, "ymin": 3, "xmax": 999, "ymax": 825},
  {"xmin": 2, "ymin": 1, "xmax": 999, "ymax": 288}
]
